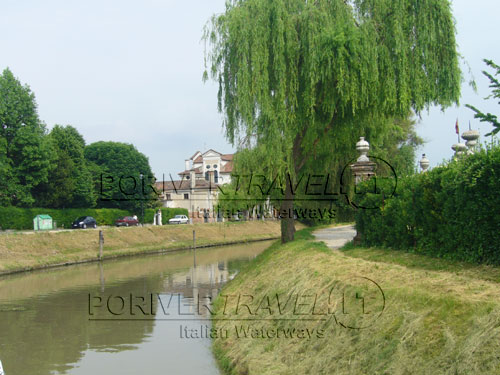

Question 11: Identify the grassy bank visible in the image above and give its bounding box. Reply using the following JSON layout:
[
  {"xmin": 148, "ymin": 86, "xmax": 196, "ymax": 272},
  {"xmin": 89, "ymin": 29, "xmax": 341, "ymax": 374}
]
[
  {"xmin": 0, "ymin": 221, "xmax": 283, "ymax": 274},
  {"xmin": 341, "ymin": 245, "xmax": 500, "ymax": 284},
  {"xmin": 211, "ymin": 228, "xmax": 500, "ymax": 375}
]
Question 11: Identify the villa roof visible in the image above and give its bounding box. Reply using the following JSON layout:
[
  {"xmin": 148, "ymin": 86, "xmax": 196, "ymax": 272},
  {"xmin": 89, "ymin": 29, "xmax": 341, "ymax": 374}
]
[
  {"xmin": 202, "ymin": 149, "xmax": 222, "ymax": 156},
  {"xmin": 179, "ymin": 150, "xmax": 235, "ymax": 176},
  {"xmin": 221, "ymin": 161, "xmax": 233, "ymax": 172},
  {"xmin": 189, "ymin": 151, "xmax": 201, "ymax": 160},
  {"xmin": 190, "ymin": 150, "xmax": 234, "ymax": 162},
  {"xmin": 178, "ymin": 167, "xmax": 202, "ymax": 175}
]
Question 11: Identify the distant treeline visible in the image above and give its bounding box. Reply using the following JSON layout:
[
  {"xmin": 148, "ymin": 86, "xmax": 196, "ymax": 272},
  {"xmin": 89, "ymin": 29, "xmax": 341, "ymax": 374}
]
[{"xmin": 0, "ymin": 68, "xmax": 157, "ymax": 214}]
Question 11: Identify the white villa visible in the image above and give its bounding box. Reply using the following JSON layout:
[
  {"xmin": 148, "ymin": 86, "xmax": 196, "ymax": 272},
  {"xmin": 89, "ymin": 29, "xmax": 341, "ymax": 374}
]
[{"xmin": 156, "ymin": 150, "xmax": 234, "ymax": 222}]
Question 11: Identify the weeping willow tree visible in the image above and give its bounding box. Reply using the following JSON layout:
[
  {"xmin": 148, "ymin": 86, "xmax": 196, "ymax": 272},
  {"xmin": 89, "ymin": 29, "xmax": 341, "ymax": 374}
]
[{"xmin": 204, "ymin": 0, "xmax": 461, "ymax": 243}]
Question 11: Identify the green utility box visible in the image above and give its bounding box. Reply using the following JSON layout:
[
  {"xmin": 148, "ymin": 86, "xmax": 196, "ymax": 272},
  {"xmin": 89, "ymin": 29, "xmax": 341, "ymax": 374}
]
[{"xmin": 33, "ymin": 214, "xmax": 53, "ymax": 231}]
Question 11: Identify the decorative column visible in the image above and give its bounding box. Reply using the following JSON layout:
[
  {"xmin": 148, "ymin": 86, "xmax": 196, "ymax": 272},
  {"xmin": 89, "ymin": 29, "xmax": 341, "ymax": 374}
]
[
  {"xmin": 350, "ymin": 137, "xmax": 376, "ymax": 184},
  {"xmin": 419, "ymin": 154, "xmax": 430, "ymax": 173},
  {"xmin": 461, "ymin": 125, "xmax": 480, "ymax": 155},
  {"xmin": 350, "ymin": 137, "xmax": 376, "ymax": 245},
  {"xmin": 452, "ymin": 126, "xmax": 467, "ymax": 158},
  {"xmin": 451, "ymin": 142, "xmax": 467, "ymax": 158},
  {"xmin": 157, "ymin": 209, "xmax": 162, "ymax": 226}
]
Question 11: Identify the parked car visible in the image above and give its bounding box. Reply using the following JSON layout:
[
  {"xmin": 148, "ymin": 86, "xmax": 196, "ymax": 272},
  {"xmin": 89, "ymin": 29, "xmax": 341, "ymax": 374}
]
[
  {"xmin": 72, "ymin": 216, "xmax": 97, "ymax": 229},
  {"xmin": 168, "ymin": 215, "xmax": 189, "ymax": 224},
  {"xmin": 115, "ymin": 216, "xmax": 139, "ymax": 227}
]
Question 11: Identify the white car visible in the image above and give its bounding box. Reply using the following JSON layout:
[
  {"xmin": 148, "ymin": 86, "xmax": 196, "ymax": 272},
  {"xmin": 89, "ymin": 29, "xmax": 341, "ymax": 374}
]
[{"xmin": 168, "ymin": 215, "xmax": 189, "ymax": 224}]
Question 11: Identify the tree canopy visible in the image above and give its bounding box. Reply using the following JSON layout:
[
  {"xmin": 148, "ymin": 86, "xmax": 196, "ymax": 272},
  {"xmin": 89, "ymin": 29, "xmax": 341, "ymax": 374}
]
[
  {"xmin": 0, "ymin": 68, "xmax": 157, "ymax": 213},
  {"xmin": 204, "ymin": 0, "xmax": 461, "ymax": 242},
  {"xmin": 84, "ymin": 141, "xmax": 157, "ymax": 213},
  {"xmin": 34, "ymin": 125, "xmax": 96, "ymax": 208},
  {"xmin": 0, "ymin": 68, "xmax": 51, "ymax": 206}
]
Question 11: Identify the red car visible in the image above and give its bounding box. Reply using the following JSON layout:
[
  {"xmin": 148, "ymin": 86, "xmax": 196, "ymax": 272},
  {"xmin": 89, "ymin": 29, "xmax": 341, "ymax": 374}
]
[{"xmin": 115, "ymin": 216, "xmax": 139, "ymax": 227}]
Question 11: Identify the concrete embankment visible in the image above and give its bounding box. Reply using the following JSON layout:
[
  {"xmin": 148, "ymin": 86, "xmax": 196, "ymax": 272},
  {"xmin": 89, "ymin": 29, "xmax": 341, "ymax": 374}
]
[{"xmin": 0, "ymin": 221, "xmax": 282, "ymax": 275}]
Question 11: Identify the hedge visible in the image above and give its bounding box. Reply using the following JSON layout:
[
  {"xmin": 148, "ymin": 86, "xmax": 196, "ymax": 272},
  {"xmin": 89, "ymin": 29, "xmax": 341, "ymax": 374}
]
[
  {"xmin": 0, "ymin": 207, "xmax": 130, "ymax": 230},
  {"xmin": 355, "ymin": 145, "xmax": 500, "ymax": 264},
  {"xmin": 0, "ymin": 207, "xmax": 189, "ymax": 230}
]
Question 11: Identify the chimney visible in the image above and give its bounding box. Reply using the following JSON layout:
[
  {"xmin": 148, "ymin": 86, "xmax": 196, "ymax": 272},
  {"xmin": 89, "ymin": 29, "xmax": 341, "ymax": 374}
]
[
  {"xmin": 185, "ymin": 159, "xmax": 190, "ymax": 171},
  {"xmin": 190, "ymin": 170, "xmax": 195, "ymax": 189}
]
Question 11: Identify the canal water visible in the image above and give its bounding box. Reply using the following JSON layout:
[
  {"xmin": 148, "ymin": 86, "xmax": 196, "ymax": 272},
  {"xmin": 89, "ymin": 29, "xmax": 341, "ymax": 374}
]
[{"xmin": 0, "ymin": 241, "xmax": 272, "ymax": 375}]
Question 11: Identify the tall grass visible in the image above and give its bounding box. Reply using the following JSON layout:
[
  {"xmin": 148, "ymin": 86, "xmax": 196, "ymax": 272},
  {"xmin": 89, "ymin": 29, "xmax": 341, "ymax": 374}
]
[{"xmin": 212, "ymin": 229, "xmax": 500, "ymax": 374}]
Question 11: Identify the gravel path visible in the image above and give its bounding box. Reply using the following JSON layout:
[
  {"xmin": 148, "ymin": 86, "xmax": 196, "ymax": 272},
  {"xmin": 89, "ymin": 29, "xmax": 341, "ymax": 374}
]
[{"xmin": 313, "ymin": 224, "xmax": 356, "ymax": 250}]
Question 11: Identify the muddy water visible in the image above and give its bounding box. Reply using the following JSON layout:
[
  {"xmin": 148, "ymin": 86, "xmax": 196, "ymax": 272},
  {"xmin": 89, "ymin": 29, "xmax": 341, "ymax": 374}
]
[{"xmin": 0, "ymin": 241, "xmax": 272, "ymax": 375}]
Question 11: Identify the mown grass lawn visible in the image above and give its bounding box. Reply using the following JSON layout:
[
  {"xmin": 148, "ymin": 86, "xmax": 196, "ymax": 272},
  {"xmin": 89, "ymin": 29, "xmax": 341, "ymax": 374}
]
[
  {"xmin": 212, "ymin": 228, "xmax": 500, "ymax": 375},
  {"xmin": 341, "ymin": 245, "xmax": 500, "ymax": 283}
]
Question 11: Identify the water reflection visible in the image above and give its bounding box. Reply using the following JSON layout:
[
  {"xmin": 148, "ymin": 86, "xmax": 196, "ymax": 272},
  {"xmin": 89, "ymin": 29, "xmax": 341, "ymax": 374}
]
[{"xmin": 0, "ymin": 241, "xmax": 272, "ymax": 375}]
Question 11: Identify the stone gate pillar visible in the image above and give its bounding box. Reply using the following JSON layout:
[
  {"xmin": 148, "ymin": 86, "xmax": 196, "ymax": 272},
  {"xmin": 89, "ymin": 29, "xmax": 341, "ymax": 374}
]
[
  {"xmin": 157, "ymin": 209, "xmax": 162, "ymax": 226},
  {"xmin": 350, "ymin": 137, "xmax": 376, "ymax": 184},
  {"xmin": 350, "ymin": 137, "xmax": 376, "ymax": 245}
]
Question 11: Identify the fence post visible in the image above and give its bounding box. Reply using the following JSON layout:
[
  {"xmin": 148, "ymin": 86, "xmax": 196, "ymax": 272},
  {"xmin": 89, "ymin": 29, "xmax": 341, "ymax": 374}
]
[{"xmin": 99, "ymin": 230, "xmax": 104, "ymax": 260}]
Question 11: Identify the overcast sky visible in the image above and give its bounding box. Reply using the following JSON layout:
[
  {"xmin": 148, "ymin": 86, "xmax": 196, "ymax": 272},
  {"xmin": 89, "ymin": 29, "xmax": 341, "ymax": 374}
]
[{"xmin": 1, "ymin": 0, "xmax": 499, "ymax": 178}]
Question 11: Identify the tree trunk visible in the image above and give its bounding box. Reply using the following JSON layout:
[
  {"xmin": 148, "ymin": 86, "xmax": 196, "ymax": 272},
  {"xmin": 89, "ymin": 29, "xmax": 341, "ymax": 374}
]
[{"xmin": 280, "ymin": 178, "xmax": 295, "ymax": 243}]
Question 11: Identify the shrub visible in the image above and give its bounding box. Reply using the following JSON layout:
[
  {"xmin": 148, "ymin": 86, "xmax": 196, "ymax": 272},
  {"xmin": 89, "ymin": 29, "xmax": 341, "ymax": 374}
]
[
  {"xmin": 0, "ymin": 207, "xmax": 129, "ymax": 230},
  {"xmin": 0, "ymin": 207, "xmax": 191, "ymax": 230},
  {"xmin": 355, "ymin": 145, "xmax": 500, "ymax": 264}
]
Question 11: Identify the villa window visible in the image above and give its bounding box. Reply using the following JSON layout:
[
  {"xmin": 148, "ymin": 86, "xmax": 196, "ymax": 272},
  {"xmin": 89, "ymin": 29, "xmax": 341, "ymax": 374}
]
[
  {"xmin": 205, "ymin": 172, "xmax": 209, "ymax": 181},
  {"xmin": 166, "ymin": 193, "xmax": 171, "ymax": 200},
  {"xmin": 214, "ymin": 170, "xmax": 219, "ymax": 183},
  {"xmin": 184, "ymin": 193, "xmax": 189, "ymax": 200}
]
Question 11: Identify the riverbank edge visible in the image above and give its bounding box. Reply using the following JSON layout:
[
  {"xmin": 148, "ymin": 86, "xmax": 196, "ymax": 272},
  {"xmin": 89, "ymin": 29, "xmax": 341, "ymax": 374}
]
[
  {"xmin": 0, "ymin": 229, "xmax": 281, "ymax": 277},
  {"xmin": 210, "ymin": 227, "xmax": 317, "ymax": 375},
  {"xmin": 209, "ymin": 227, "xmax": 500, "ymax": 375}
]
